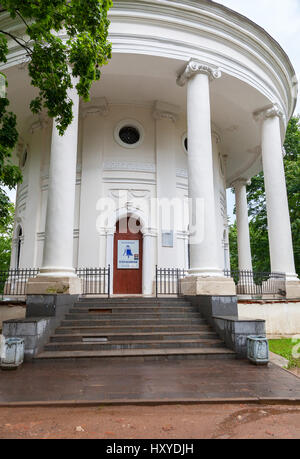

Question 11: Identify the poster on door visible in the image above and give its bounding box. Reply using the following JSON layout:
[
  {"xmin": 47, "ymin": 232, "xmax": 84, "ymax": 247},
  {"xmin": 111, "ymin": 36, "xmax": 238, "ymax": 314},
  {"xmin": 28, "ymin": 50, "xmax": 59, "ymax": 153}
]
[{"xmin": 117, "ymin": 240, "xmax": 140, "ymax": 269}]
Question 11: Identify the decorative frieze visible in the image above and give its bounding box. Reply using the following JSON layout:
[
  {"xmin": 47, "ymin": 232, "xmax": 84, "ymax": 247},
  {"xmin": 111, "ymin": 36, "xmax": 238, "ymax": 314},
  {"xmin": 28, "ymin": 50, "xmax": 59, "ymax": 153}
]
[
  {"xmin": 103, "ymin": 161, "xmax": 156, "ymax": 174},
  {"xmin": 177, "ymin": 59, "xmax": 222, "ymax": 87}
]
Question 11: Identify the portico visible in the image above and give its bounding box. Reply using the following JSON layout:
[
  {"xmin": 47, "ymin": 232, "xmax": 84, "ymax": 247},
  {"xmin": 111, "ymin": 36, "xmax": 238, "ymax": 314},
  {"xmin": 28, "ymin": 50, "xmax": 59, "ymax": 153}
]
[{"xmin": 0, "ymin": 0, "xmax": 298, "ymax": 299}]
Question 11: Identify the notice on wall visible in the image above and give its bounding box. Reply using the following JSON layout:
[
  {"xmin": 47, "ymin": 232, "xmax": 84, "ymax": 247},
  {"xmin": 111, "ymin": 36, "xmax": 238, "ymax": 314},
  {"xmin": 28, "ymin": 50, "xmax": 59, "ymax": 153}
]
[
  {"xmin": 117, "ymin": 240, "xmax": 140, "ymax": 269},
  {"xmin": 162, "ymin": 231, "xmax": 174, "ymax": 248}
]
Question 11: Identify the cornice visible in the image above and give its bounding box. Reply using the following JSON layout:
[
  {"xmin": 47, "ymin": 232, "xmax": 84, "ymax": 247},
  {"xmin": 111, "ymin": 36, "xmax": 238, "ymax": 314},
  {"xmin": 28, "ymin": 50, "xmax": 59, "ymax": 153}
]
[
  {"xmin": 177, "ymin": 59, "xmax": 222, "ymax": 86},
  {"xmin": 110, "ymin": 0, "xmax": 296, "ymax": 81},
  {"xmin": 109, "ymin": 1, "xmax": 297, "ymax": 118},
  {"xmin": 0, "ymin": 1, "xmax": 297, "ymax": 119}
]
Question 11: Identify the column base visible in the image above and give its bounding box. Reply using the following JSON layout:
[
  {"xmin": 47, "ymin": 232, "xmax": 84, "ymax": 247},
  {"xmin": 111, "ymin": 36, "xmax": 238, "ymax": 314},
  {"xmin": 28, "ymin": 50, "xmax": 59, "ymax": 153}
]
[
  {"xmin": 26, "ymin": 276, "xmax": 82, "ymax": 295},
  {"xmin": 180, "ymin": 276, "xmax": 236, "ymax": 296},
  {"xmin": 286, "ymin": 279, "xmax": 300, "ymax": 300}
]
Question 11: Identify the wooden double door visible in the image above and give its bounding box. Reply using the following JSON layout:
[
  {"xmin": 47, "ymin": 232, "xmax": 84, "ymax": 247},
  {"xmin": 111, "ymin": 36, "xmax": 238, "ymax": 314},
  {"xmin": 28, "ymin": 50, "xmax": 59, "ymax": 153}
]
[{"xmin": 113, "ymin": 218, "xmax": 143, "ymax": 294}]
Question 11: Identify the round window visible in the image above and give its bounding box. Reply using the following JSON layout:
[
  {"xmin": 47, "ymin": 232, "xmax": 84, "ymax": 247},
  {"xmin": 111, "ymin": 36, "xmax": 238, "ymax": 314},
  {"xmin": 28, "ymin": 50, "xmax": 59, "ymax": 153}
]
[
  {"xmin": 119, "ymin": 126, "xmax": 140, "ymax": 145},
  {"xmin": 21, "ymin": 149, "xmax": 28, "ymax": 168},
  {"xmin": 114, "ymin": 119, "xmax": 144, "ymax": 149},
  {"xmin": 184, "ymin": 137, "xmax": 188, "ymax": 152},
  {"xmin": 182, "ymin": 133, "xmax": 188, "ymax": 153}
]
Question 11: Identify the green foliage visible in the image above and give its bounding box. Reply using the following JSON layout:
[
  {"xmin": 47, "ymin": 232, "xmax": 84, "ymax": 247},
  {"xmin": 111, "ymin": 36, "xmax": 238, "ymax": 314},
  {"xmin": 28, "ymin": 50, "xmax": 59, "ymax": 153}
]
[
  {"xmin": 229, "ymin": 116, "xmax": 300, "ymax": 275},
  {"xmin": 0, "ymin": 201, "xmax": 14, "ymax": 271},
  {"xmin": 228, "ymin": 222, "xmax": 238, "ymax": 271},
  {"xmin": 0, "ymin": 92, "xmax": 22, "ymax": 224},
  {"xmin": 269, "ymin": 339, "xmax": 300, "ymax": 369},
  {"xmin": 0, "ymin": 1, "xmax": 112, "ymax": 225},
  {"xmin": 0, "ymin": 0, "xmax": 112, "ymax": 134}
]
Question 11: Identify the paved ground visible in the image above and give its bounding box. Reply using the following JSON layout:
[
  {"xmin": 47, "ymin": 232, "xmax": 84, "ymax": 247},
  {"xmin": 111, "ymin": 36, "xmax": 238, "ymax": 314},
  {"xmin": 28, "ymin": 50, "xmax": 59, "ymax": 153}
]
[
  {"xmin": 1, "ymin": 358, "xmax": 300, "ymax": 405},
  {"xmin": 1, "ymin": 404, "xmax": 300, "ymax": 439}
]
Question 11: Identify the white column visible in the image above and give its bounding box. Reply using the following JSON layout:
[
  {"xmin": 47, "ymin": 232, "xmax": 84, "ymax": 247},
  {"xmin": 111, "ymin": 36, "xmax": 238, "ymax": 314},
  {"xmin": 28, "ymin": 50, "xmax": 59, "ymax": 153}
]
[
  {"xmin": 40, "ymin": 80, "xmax": 80, "ymax": 278},
  {"xmin": 142, "ymin": 231, "xmax": 155, "ymax": 295},
  {"xmin": 177, "ymin": 60, "xmax": 223, "ymax": 277},
  {"xmin": 106, "ymin": 230, "xmax": 114, "ymax": 293},
  {"xmin": 233, "ymin": 179, "xmax": 253, "ymax": 271},
  {"xmin": 254, "ymin": 104, "xmax": 297, "ymax": 281}
]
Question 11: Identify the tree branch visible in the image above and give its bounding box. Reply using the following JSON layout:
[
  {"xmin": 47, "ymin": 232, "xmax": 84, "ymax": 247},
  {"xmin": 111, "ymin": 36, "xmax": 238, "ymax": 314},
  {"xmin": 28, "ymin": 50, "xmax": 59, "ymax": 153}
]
[
  {"xmin": 0, "ymin": 29, "xmax": 32, "ymax": 55},
  {"xmin": 15, "ymin": 10, "xmax": 31, "ymax": 31}
]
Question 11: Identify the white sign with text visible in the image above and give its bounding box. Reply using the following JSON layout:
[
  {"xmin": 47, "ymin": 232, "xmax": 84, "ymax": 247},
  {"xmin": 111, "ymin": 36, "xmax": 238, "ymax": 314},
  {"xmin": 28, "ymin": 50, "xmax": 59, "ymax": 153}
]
[{"xmin": 117, "ymin": 240, "xmax": 140, "ymax": 269}]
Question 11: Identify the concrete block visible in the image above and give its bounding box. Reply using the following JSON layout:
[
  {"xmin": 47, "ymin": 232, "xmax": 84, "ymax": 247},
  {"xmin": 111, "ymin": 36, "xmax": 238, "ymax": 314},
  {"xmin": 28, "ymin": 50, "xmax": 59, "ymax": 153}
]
[
  {"xmin": 286, "ymin": 280, "xmax": 300, "ymax": 300},
  {"xmin": 213, "ymin": 316, "xmax": 266, "ymax": 357},
  {"xmin": 26, "ymin": 276, "xmax": 82, "ymax": 295},
  {"xmin": 181, "ymin": 276, "xmax": 236, "ymax": 296},
  {"xmin": 3, "ymin": 319, "xmax": 38, "ymax": 336},
  {"xmin": 36, "ymin": 319, "xmax": 50, "ymax": 335}
]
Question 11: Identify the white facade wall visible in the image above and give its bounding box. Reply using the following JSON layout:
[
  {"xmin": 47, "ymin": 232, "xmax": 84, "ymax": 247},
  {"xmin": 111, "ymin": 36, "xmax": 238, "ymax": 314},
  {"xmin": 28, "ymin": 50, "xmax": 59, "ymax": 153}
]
[{"xmin": 13, "ymin": 103, "xmax": 228, "ymax": 287}]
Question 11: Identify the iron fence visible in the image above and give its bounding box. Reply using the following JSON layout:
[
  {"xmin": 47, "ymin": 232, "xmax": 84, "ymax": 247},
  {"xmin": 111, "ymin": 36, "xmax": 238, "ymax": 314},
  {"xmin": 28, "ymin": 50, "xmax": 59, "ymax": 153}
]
[
  {"xmin": 156, "ymin": 266, "xmax": 187, "ymax": 297},
  {"xmin": 76, "ymin": 266, "xmax": 110, "ymax": 297},
  {"xmin": 224, "ymin": 269, "xmax": 286, "ymax": 297},
  {"xmin": 0, "ymin": 268, "xmax": 40, "ymax": 297}
]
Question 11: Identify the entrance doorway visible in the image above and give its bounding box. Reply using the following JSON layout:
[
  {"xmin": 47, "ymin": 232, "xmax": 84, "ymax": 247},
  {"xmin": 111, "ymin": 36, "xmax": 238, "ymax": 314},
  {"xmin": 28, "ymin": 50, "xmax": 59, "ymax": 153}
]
[{"xmin": 113, "ymin": 218, "xmax": 143, "ymax": 294}]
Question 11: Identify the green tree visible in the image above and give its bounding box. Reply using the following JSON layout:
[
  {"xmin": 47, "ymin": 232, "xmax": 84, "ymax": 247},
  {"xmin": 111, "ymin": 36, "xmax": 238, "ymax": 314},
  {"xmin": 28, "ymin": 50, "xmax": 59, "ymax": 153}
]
[
  {"xmin": 0, "ymin": 201, "xmax": 14, "ymax": 271},
  {"xmin": 229, "ymin": 115, "xmax": 300, "ymax": 275},
  {"xmin": 0, "ymin": 0, "xmax": 112, "ymax": 224}
]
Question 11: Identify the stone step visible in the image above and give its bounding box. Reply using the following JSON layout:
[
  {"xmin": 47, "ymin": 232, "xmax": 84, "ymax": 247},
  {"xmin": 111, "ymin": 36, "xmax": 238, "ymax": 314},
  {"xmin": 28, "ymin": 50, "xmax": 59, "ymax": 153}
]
[
  {"xmin": 77, "ymin": 297, "xmax": 189, "ymax": 304},
  {"xmin": 74, "ymin": 301, "xmax": 192, "ymax": 308},
  {"xmin": 70, "ymin": 306, "xmax": 198, "ymax": 313},
  {"xmin": 36, "ymin": 347, "xmax": 236, "ymax": 361},
  {"xmin": 55, "ymin": 324, "xmax": 212, "ymax": 334},
  {"xmin": 60, "ymin": 318, "xmax": 206, "ymax": 327},
  {"xmin": 65, "ymin": 312, "xmax": 202, "ymax": 320},
  {"xmin": 50, "ymin": 331, "xmax": 218, "ymax": 342},
  {"xmin": 44, "ymin": 338, "xmax": 225, "ymax": 352}
]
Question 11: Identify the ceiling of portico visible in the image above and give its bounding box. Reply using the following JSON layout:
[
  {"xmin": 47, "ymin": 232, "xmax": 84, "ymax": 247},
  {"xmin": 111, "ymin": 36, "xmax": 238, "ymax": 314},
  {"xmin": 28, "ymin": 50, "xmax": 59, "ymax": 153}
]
[{"xmin": 5, "ymin": 52, "xmax": 272, "ymax": 184}]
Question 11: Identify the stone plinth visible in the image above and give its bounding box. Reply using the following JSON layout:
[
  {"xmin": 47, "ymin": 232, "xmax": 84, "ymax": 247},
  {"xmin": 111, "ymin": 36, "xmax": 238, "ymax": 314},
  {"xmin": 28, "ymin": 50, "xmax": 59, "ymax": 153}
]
[
  {"xmin": 26, "ymin": 276, "xmax": 82, "ymax": 295},
  {"xmin": 286, "ymin": 280, "xmax": 300, "ymax": 300},
  {"xmin": 181, "ymin": 276, "xmax": 236, "ymax": 296}
]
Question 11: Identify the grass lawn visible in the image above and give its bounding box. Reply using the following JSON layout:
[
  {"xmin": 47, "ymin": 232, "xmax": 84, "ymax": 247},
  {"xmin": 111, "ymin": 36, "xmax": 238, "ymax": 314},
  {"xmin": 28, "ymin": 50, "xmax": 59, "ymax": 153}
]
[{"xmin": 269, "ymin": 339, "xmax": 300, "ymax": 368}]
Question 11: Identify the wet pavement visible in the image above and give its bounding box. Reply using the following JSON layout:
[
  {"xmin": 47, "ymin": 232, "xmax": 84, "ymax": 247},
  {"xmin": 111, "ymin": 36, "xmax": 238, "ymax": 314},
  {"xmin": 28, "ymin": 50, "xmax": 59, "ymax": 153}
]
[{"xmin": 1, "ymin": 358, "xmax": 300, "ymax": 405}]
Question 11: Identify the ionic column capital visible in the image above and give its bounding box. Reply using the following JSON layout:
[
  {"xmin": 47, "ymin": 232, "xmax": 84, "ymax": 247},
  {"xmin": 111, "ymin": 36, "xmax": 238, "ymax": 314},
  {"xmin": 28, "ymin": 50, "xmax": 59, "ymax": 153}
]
[
  {"xmin": 152, "ymin": 101, "xmax": 180, "ymax": 123},
  {"xmin": 253, "ymin": 103, "xmax": 285, "ymax": 122},
  {"xmin": 177, "ymin": 59, "xmax": 222, "ymax": 87},
  {"xmin": 231, "ymin": 178, "xmax": 251, "ymax": 189}
]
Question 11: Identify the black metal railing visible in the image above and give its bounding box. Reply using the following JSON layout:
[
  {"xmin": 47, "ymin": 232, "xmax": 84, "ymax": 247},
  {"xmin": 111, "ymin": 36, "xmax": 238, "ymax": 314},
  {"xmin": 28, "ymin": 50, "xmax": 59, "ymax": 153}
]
[
  {"xmin": 0, "ymin": 268, "xmax": 40, "ymax": 297},
  {"xmin": 224, "ymin": 270, "xmax": 286, "ymax": 297},
  {"xmin": 76, "ymin": 266, "xmax": 110, "ymax": 297},
  {"xmin": 156, "ymin": 266, "xmax": 187, "ymax": 297}
]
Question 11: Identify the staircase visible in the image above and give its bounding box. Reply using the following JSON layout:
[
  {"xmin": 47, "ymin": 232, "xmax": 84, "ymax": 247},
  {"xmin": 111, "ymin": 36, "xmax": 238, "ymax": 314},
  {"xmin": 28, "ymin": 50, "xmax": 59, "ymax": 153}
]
[{"xmin": 36, "ymin": 297, "xmax": 236, "ymax": 361}]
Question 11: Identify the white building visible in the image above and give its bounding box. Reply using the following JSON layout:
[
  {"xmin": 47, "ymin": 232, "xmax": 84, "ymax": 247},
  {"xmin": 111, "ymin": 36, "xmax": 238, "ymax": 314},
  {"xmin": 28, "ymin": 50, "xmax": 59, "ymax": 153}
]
[{"xmin": 2, "ymin": 0, "xmax": 300, "ymax": 298}]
